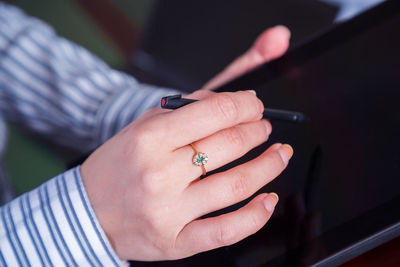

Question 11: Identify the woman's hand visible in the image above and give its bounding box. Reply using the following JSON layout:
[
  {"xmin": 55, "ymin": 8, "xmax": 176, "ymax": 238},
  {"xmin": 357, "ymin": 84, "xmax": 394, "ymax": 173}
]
[{"xmin": 81, "ymin": 90, "xmax": 293, "ymax": 261}]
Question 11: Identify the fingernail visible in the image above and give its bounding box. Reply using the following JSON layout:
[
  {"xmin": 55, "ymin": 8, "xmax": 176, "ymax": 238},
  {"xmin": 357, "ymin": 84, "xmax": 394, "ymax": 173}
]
[
  {"xmin": 262, "ymin": 119, "xmax": 271, "ymax": 136},
  {"xmin": 246, "ymin": 90, "xmax": 257, "ymax": 95},
  {"xmin": 274, "ymin": 25, "xmax": 291, "ymax": 39},
  {"xmin": 278, "ymin": 144, "xmax": 293, "ymax": 164},
  {"xmin": 264, "ymin": 193, "xmax": 279, "ymax": 212}
]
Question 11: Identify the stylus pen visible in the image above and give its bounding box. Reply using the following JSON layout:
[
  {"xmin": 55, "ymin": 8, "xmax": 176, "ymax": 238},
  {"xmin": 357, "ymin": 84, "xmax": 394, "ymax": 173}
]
[{"xmin": 161, "ymin": 94, "xmax": 308, "ymax": 123}]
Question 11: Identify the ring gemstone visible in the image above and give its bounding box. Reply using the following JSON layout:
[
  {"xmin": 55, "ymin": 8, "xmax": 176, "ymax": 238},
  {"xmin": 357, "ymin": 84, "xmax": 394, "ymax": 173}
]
[{"xmin": 193, "ymin": 152, "xmax": 208, "ymax": 166}]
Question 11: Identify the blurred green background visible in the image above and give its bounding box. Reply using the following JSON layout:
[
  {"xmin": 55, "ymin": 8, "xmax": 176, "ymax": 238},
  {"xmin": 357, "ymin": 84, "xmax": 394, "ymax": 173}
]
[{"xmin": 4, "ymin": 0, "xmax": 152, "ymax": 194}]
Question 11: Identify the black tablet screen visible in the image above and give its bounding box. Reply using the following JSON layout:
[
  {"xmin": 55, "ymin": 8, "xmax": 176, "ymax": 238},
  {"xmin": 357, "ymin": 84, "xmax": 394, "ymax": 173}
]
[
  {"xmin": 210, "ymin": 4, "xmax": 400, "ymax": 266},
  {"xmin": 238, "ymin": 8, "xmax": 400, "ymax": 266},
  {"xmin": 258, "ymin": 12, "xmax": 399, "ymax": 231}
]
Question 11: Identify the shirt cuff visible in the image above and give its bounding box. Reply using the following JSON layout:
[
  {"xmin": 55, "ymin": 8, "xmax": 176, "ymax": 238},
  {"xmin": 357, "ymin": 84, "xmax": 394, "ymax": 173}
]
[{"xmin": 0, "ymin": 166, "xmax": 128, "ymax": 266}]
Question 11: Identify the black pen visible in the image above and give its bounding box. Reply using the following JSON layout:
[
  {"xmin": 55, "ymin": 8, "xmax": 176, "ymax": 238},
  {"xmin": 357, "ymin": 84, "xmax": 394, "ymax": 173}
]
[{"xmin": 161, "ymin": 94, "xmax": 308, "ymax": 123}]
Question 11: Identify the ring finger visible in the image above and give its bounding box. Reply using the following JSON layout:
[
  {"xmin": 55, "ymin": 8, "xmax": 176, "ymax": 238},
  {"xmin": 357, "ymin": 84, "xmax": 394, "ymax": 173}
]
[{"xmin": 172, "ymin": 118, "xmax": 272, "ymax": 184}]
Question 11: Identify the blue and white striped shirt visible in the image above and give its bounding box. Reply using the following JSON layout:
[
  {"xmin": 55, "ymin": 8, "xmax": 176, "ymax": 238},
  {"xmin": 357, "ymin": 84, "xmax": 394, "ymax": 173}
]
[{"xmin": 0, "ymin": 3, "xmax": 180, "ymax": 266}]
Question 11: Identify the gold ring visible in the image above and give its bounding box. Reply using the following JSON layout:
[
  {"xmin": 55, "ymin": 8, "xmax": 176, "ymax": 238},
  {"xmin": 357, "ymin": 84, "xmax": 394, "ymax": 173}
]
[{"xmin": 190, "ymin": 143, "xmax": 208, "ymax": 176}]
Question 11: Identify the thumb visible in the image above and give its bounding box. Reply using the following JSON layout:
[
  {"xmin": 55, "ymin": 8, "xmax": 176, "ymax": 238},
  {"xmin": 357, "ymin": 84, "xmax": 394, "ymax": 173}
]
[{"xmin": 202, "ymin": 25, "xmax": 291, "ymax": 91}]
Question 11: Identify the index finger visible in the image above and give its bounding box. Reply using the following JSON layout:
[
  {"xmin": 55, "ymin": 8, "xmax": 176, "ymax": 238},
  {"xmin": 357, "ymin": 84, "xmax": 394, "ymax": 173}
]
[{"xmin": 147, "ymin": 90, "xmax": 264, "ymax": 150}]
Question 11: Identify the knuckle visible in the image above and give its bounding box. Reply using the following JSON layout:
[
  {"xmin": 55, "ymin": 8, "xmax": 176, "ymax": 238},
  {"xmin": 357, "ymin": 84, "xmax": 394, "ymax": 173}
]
[
  {"xmin": 139, "ymin": 169, "xmax": 164, "ymax": 194},
  {"xmin": 223, "ymin": 126, "xmax": 245, "ymax": 148},
  {"xmin": 249, "ymin": 212, "xmax": 265, "ymax": 231},
  {"xmin": 212, "ymin": 94, "xmax": 239, "ymax": 122},
  {"xmin": 215, "ymin": 224, "xmax": 235, "ymax": 247},
  {"xmin": 240, "ymin": 90, "xmax": 264, "ymax": 115},
  {"xmin": 136, "ymin": 123, "xmax": 155, "ymax": 141},
  {"xmin": 129, "ymin": 122, "xmax": 158, "ymax": 151},
  {"xmin": 129, "ymin": 128, "xmax": 148, "ymax": 149},
  {"xmin": 230, "ymin": 170, "xmax": 249, "ymax": 200},
  {"xmin": 151, "ymin": 233, "xmax": 176, "ymax": 254},
  {"xmin": 141, "ymin": 221, "xmax": 177, "ymax": 257}
]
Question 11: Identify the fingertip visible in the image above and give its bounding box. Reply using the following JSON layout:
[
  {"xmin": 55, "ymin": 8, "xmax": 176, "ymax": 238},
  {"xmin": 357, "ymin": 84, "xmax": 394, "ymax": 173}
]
[
  {"xmin": 269, "ymin": 192, "xmax": 279, "ymax": 202},
  {"xmin": 262, "ymin": 119, "xmax": 272, "ymax": 136},
  {"xmin": 278, "ymin": 144, "xmax": 294, "ymax": 165},
  {"xmin": 252, "ymin": 25, "xmax": 291, "ymax": 60},
  {"xmin": 263, "ymin": 193, "xmax": 279, "ymax": 212},
  {"xmin": 246, "ymin": 89, "xmax": 257, "ymax": 95},
  {"xmin": 273, "ymin": 25, "xmax": 291, "ymax": 40},
  {"xmin": 283, "ymin": 143, "xmax": 294, "ymax": 155}
]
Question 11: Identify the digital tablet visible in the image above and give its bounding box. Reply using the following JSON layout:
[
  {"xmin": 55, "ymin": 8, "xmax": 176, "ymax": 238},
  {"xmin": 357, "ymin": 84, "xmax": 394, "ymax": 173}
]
[{"xmin": 133, "ymin": 1, "xmax": 400, "ymax": 266}]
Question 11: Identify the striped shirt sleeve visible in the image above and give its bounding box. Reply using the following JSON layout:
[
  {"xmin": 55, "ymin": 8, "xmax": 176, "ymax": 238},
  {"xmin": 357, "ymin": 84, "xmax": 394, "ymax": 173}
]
[
  {"xmin": 0, "ymin": 2, "xmax": 184, "ymax": 265},
  {"xmin": 0, "ymin": 166, "xmax": 128, "ymax": 266},
  {"xmin": 0, "ymin": 3, "xmax": 182, "ymax": 153}
]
